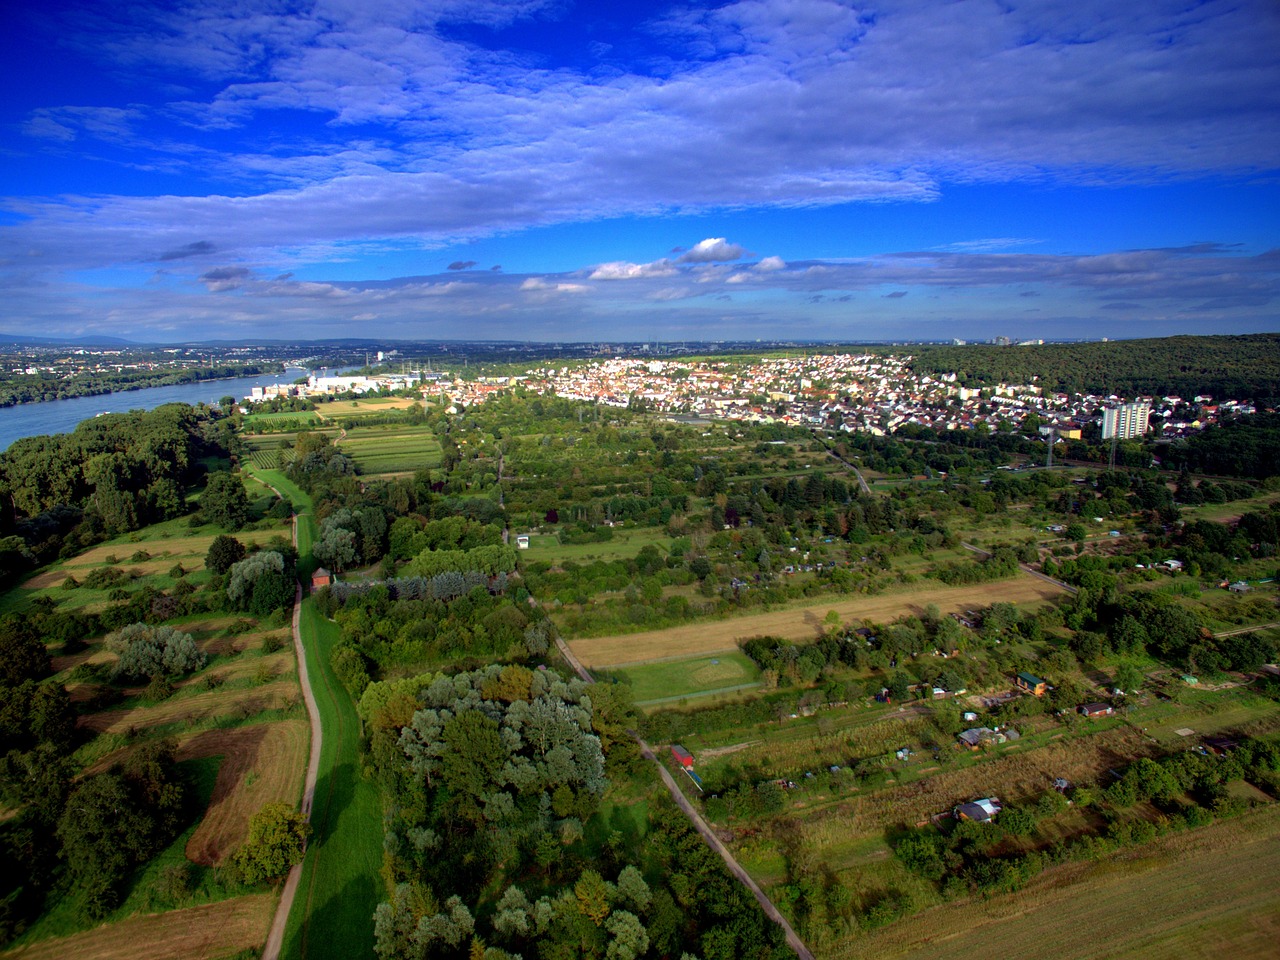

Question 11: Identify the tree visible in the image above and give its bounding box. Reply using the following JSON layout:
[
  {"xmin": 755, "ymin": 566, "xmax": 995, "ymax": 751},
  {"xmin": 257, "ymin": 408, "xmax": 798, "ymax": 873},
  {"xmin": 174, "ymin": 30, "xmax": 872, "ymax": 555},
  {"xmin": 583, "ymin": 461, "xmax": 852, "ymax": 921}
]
[
  {"xmin": 314, "ymin": 526, "xmax": 357, "ymax": 572},
  {"xmin": 205, "ymin": 534, "xmax": 246, "ymax": 574},
  {"xmin": 227, "ymin": 550, "xmax": 295, "ymax": 614},
  {"xmin": 107, "ymin": 623, "xmax": 206, "ymax": 680},
  {"xmin": 201, "ymin": 470, "xmax": 251, "ymax": 531},
  {"xmin": 232, "ymin": 803, "xmax": 310, "ymax": 884}
]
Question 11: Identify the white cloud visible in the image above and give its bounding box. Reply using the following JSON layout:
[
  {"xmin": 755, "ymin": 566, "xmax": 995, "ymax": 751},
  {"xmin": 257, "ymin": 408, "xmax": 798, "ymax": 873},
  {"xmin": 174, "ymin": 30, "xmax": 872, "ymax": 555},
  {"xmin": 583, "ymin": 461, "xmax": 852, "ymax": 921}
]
[
  {"xmin": 521, "ymin": 277, "xmax": 588, "ymax": 293},
  {"xmin": 678, "ymin": 238, "xmax": 747, "ymax": 263},
  {"xmin": 755, "ymin": 255, "xmax": 786, "ymax": 271},
  {"xmin": 589, "ymin": 260, "xmax": 679, "ymax": 280}
]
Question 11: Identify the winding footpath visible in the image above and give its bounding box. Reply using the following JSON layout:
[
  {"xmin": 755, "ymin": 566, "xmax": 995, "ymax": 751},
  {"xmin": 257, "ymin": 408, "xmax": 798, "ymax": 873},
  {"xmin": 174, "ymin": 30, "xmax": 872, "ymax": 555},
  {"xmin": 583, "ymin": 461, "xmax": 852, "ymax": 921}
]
[{"xmin": 258, "ymin": 509, "xmax": 324, "ymax": 960}]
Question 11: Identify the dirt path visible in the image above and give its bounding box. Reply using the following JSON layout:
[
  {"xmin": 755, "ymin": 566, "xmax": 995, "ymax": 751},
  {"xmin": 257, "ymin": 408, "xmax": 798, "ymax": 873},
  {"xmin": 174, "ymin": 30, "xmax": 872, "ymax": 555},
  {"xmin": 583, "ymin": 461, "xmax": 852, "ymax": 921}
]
[
  {"xmin": 632, "ymin": 734, "xmax": 815, "ymax": 960},
  {"xmin": 261, "ymin": 511, "xmax": 323, "ymax": 960}
]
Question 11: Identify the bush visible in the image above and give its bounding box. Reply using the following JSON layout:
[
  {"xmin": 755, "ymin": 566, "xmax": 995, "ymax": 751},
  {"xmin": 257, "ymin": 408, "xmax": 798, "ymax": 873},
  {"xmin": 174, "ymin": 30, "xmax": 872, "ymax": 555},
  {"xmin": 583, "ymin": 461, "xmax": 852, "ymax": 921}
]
[{"xmin": 231, "ymin": 803, "xmax": 310, "ymax": 885}]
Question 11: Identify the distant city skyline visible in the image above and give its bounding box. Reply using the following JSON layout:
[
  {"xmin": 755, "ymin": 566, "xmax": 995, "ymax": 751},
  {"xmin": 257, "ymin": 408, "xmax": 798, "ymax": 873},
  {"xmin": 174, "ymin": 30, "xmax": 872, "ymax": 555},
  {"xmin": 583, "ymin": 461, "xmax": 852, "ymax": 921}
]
[{"xmin": 2, "ymin": 0, "xmax": 1277, "ymax": 342}]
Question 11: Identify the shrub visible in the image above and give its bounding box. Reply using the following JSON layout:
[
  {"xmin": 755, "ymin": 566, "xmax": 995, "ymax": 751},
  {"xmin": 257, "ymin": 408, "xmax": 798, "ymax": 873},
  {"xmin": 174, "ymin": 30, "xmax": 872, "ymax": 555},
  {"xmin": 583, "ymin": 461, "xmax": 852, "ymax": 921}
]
[{"xmin": 106, "ymin": 623, "xmax": 206, "ymax": 680}]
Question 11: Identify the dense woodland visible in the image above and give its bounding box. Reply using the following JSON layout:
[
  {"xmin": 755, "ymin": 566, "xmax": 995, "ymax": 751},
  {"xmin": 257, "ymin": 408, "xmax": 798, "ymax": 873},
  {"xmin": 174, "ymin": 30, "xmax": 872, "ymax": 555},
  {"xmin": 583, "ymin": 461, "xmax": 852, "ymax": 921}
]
[{"xmin": 906, "ymin": 333, "xmax": 1280, "ymax": 403}]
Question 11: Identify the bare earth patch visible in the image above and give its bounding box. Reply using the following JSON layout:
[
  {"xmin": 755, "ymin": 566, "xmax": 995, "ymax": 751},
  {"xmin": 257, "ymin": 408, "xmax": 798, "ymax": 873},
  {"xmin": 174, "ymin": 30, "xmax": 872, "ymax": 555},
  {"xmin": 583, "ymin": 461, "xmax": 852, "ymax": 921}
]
[
  {"xmin": 570, "ymin": 576, "xmax": 1064, "ymax": 668},
  {"xmin": 181, "ymin": 720, "xmax": 310, "ymax": 865},
  {"xmin": 0, "ymin": 894, "xmax": 276, "ymax": 960}
]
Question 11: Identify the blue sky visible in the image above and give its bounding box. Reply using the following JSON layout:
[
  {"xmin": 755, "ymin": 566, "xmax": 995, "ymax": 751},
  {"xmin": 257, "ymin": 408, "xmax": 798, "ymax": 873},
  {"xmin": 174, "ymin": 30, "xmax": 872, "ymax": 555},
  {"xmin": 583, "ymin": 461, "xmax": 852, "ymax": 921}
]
[{"xmin": 1, "ymin": 0, "xmax": 1277, "ymax": 343}]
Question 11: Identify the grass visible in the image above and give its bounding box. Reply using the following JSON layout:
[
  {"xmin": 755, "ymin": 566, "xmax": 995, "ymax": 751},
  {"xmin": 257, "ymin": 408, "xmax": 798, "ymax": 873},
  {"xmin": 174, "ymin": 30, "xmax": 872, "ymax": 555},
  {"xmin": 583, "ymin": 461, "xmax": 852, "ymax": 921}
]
[
  {"xmin": 247, "ymin": 469, "xmax": 383, "ymax": 960},
  {"xmin": 519, "ymin": 527, "xmax": 673, "ymax": 564},
  {"xmin": 613, "ymin": 650, "xmax": 762, "ymax": 704}
]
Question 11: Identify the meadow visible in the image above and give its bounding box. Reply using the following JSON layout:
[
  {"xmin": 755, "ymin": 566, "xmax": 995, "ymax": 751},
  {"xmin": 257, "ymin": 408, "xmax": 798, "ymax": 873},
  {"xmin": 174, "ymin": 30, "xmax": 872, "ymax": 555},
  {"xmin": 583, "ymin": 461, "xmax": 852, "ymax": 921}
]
[{"xmin": 610, "ymin": 650, "xmax": 762, "ymax": 705}]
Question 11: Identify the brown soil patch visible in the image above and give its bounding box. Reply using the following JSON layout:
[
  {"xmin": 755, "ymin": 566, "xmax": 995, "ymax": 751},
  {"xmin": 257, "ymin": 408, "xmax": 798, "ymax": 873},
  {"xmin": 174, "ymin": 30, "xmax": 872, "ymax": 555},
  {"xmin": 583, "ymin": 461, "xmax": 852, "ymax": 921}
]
[
  {"xmin": 181, "ymin": 720, "xmax": 310, "ymax": 865},
  {"xmin": 78, "ymin": 680, "xmax": 299, "ymax": 736},
  {"xmin": 0, "ymin": 893, "xmax": 276, "ymax": 960},
  {"xmin": 570, "ymin": 576, "xmax": 1065, "ymax": 668}
]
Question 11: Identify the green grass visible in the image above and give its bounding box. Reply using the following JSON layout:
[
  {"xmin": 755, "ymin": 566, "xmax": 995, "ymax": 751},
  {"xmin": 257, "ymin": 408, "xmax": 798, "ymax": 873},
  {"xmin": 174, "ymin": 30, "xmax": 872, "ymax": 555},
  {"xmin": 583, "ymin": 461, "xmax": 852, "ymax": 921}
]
[
  {"xmin": 247, "ymin": 468, "xmax": 384, "ymax": 960},
  {"xmin": 614, "ymin": 650, "xmax": 762, "ymax": 704},
  {"xmin": 521, "ymin": 526, "xmax": 672, "ymax": 564}
]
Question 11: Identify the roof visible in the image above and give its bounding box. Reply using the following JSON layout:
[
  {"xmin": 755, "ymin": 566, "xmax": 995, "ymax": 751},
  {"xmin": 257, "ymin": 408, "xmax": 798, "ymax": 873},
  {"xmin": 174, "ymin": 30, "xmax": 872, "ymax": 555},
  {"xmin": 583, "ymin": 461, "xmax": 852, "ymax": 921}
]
[
  {"xmin": 955, "ymin": 798, "xmax": 1001, "ymax": 822},
  {"xmin": 958, "ymin": 727, "xmax": 995, "ymax": 746},
  {"xmin": 1017, "ymin": 671, "xmax": 1044, "ymax": 686},
  {"xmin": 312, "ymin": 566, "xmax": 331, "ymax": 577}
]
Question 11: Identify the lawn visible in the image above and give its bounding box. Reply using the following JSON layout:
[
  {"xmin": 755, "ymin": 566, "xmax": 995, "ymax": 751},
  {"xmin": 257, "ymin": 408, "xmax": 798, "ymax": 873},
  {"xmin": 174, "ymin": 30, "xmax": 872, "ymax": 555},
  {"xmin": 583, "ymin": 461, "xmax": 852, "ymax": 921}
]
[{"xmin": 613, "ymin": 650, "xmax": 762, "ymax": 704}]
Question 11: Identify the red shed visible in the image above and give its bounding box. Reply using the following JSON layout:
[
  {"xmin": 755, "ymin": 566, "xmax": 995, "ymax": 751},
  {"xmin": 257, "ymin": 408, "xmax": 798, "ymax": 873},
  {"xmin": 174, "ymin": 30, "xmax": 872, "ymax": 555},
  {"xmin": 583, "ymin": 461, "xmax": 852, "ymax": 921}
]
[
  {"xmin": 671, "ymin": 744, "xmax": 694, "ymax": 769},
  {"xmin": 311, "ymin": 567, "xmax": 332, "ymax": 590}
]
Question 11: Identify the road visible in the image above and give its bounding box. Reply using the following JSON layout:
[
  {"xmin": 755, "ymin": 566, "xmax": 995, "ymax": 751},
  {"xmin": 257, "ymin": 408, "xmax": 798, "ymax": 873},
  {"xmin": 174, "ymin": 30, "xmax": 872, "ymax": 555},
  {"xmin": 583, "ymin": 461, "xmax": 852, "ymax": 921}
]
[{"xmin": 631, "ymin": 734, "xmax": 816, "ymax": 960}]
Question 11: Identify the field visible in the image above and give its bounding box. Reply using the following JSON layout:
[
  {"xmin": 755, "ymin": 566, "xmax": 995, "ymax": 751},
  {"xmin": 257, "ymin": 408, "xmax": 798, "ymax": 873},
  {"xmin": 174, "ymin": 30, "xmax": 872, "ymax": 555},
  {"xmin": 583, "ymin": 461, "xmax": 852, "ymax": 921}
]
[
  {"xmin": 829, "ymin": 804, "xmax": 1280, "ymax": 960},
  {"xmin": 0, "ymin": 894, "xmax": 277, "ymax": 960},
  {"xmin": 181, "ymin": 720, "xmax": 310, "ymax": 865},
  {"xmin": 336, "ymin": 426, "xmax": 442, "ymax": 477},
  {"xmin": 315, "ymin": 397, "xmax": 421, "ymax": 419},
  {"xmin": 612, "ymin": 650, "xmax": 762, "ymax": 705},
  {"xmin": 569, "ymin": 574, "xmax": 1065, "ymax": 667},
  {"xmin": 520, "ymin": 527, "xmax": 674, "ymax": 564}
]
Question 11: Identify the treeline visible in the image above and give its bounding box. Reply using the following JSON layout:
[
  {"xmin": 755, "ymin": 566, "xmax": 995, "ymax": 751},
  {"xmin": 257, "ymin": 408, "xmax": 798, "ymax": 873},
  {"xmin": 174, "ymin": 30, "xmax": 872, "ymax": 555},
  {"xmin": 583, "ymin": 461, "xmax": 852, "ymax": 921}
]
[
  {"xmin": 906, "ymin": 333, "xmax": 1280, "ymax": 402},
  {"xmin": 0, "ymin": 363, "xmax": 264, "ymax": 407}
]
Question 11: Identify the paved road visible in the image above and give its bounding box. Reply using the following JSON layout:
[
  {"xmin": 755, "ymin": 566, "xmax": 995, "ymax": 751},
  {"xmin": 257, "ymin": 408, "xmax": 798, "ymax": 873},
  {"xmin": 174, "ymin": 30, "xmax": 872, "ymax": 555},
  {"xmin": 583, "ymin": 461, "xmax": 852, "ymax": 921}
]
[
  {"xmin": 631, "ymin": 734, "xmax": 816, "ymax": 960},
  {"xmin": 261, "ymin": 513, "xmax": 324, "ymax": 960}
]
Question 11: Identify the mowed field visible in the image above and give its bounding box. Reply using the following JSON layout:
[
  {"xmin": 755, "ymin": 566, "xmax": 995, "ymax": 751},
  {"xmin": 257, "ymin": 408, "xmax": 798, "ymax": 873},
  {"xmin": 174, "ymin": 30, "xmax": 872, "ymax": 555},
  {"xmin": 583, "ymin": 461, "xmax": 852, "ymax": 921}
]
[
  {"xmin": 181, "ymin": 720, "xmax": 310, "ymax": 865},
  {"xmin": 569, "ymin": 575, "xmax": 1065, "ymax": 668},
  {"xmin": 0, "ymin": 894, "xmax": 277, "ymax": 960},
  {"xmin": 613, "ymin": 650, "xmax": 762, "ymax": 704},
  {"xmin": 830, "ymin": 804, "xmax": 1280, "ymax": 960}
]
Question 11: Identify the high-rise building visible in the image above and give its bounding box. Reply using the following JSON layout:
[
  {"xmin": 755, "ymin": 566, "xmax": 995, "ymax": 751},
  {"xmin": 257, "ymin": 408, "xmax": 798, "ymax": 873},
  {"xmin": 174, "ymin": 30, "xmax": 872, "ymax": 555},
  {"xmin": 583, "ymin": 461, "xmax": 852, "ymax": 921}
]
[{"xmin": 1101, "ymin": 401, "xmax": 1151, "ymax": 440}]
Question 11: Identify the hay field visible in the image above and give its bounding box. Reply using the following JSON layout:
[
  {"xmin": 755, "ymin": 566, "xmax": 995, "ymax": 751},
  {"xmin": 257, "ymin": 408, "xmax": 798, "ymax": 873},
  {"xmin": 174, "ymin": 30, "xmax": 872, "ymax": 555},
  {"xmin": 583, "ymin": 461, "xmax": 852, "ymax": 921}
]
[
  {"xmin": 181, "ymin": 720, "xmax": 310, "ymax": 865},
  {"xmin": 0, "ymin": 894, "xmax": 276, "ymax": 960},
  {"xmin": 569, "ymin": 575, "xmax": 1065, "ymax": 667},
  {"xmin": 827, "ymin": 804, "xmax": 1280, "ymax": 960}
]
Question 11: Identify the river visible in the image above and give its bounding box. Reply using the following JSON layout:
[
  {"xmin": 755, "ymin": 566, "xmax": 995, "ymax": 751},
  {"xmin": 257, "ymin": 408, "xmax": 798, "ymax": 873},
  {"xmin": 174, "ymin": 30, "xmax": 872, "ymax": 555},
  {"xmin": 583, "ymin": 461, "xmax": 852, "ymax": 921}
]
[{"xmin": 0, "ymin": 367, "xmax": 317, "ymax": 451}]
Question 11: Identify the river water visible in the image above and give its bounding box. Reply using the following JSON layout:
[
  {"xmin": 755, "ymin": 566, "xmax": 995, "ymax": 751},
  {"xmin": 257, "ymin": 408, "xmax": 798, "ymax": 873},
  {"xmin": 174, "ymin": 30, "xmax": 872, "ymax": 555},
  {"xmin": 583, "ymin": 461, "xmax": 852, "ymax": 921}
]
[{"xmin": 0, "ymin": 367, "xmax": 316, "ymax": 451}]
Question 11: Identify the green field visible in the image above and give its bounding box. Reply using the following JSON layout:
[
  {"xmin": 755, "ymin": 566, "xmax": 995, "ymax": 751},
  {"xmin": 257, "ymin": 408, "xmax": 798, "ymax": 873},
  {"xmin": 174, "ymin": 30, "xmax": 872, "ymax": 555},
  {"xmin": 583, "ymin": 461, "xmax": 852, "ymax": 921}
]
[
  {"xmin": 247, "ymin": 469, "xmax": 384, "ymax": 960},
  {"xmin": 613, "ymin": 650, "xmax": 762, "ymax": 704},
  {"xmin": 337, "ymin": 427, "xmax": 442, "ymax": 476},
  {"xmin": 520, "ymin": 526, "xmax": 673, "ymax": 564}
]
